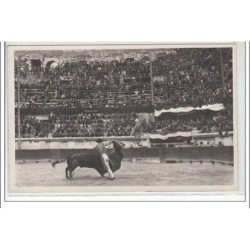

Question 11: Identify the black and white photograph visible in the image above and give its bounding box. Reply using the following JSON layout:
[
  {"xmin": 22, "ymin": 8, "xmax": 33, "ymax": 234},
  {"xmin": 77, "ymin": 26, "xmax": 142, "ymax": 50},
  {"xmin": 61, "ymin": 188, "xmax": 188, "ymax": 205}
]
[
  {"xmin": 2, "ymin": 1, "xmax": 250, "ymax": 250},
  {"xmin": 5, "ymin": 43, "xmax": 242, "ymax": 197}
]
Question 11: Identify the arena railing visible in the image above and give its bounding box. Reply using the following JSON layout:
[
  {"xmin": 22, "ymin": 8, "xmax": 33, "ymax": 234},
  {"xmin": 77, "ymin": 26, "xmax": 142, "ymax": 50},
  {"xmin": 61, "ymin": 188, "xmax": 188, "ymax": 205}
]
[
  {"xmin": 14, "ymin": 133, "xmax": 234, "ymax": 164},
  {"xmin": 15, "ymin": 136, "xmax": 143, "ymax": 142},
  {"xmin": 14, "ymin": 131, "xmax": 233, "ymax": 142}
]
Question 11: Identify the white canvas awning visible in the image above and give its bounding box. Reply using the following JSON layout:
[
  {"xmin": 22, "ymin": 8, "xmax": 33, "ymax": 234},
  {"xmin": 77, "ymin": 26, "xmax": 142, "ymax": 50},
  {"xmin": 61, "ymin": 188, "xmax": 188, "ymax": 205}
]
[{"xmin": 155, "ymin": 103, "xmax": 224, "ymax": 117}]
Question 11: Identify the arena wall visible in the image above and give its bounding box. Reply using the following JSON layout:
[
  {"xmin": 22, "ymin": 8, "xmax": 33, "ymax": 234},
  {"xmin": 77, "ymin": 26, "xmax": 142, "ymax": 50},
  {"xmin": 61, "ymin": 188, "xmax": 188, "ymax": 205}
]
[
  {"xmin": 15, "ymin": 134, "xmax": 234, "ymax": 164},
  {"xmin": 15, "ymin": 145, "xmax": 234, "ymax": 164}
]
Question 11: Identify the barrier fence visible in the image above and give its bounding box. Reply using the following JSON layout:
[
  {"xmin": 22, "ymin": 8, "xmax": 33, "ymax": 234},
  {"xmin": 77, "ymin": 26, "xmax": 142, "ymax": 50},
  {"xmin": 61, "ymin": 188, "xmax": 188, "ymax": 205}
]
[{"xmin": 16, "ymin": 145, "xmax": 234, "ymax": 164}]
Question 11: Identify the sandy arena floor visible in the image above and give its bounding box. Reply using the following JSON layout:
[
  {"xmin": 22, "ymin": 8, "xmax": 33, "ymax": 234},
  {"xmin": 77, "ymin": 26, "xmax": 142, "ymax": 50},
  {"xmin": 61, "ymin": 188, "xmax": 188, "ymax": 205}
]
[{"xmin": 15, "ymin": 160, "xmax": 234, "ymax": 187}]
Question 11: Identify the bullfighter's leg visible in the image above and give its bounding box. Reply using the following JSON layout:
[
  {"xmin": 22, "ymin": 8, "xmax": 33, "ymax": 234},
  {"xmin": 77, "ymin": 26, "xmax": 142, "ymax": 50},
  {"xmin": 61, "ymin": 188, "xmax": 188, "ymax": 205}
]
[
  {"xmin": 65, "ymin": 166, "xmax": 70, "ymax": 179},
  {"xmin": 101, "ymin": 153, "xmax": 115, "ymax": 180}
]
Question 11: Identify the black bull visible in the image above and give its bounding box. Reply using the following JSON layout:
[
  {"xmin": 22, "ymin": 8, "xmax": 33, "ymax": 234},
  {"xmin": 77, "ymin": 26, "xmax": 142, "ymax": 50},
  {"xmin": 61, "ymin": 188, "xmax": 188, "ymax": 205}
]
[{"xmin": 52, "ymin": 141, "xmax": 125, "ymax": 179}]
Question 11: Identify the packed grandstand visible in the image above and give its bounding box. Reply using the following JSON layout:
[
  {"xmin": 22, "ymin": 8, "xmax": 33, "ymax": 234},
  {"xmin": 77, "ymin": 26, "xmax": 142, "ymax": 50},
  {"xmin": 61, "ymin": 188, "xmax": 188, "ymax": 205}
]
[{"xmin": 14, "ymin": 48, "xmax": 233, "ymax": 139}]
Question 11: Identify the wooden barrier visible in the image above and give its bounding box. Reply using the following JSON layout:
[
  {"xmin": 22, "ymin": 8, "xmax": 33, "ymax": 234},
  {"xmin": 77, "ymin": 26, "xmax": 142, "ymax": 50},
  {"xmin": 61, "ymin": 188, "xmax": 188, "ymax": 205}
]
[{"xmin": 16, "ymin": 146, "xmax": 234, "ymax": 164}]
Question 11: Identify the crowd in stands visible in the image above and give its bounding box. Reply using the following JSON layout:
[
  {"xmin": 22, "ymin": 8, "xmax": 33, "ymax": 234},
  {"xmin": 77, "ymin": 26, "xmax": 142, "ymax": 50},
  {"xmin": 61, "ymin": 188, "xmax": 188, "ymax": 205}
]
[
  {"xmin": 134, "ymin": 110, "xmax": 233, "ymax": 135},
  {"xmin": 17, "ymin": 113, "xmax": 137, "ymax": 138},
  {"xmin": 153, "ymin": 48, "xmax": 232, "ymax": 108},
  {"xmin": 15, "ymin": 48, "xmax": 232, "ymax": 110},
  {"xmin": 15, "ymin": 57, "xmax": 152, "ymax": 108},
  {"xmin": 15, "ymin": 48, "xmax": 234, "ymax": 138},
  {"xmin": 17, "ymin": 109, "xmax": 233, "ymax": 138}
]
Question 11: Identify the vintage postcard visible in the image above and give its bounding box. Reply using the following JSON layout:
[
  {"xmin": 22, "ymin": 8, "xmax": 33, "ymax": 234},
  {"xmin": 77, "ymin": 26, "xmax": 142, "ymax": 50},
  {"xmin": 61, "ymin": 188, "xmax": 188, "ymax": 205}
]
[{"xmin": 5, "ymin": 43, "xmax": 245, "ymax": 200}]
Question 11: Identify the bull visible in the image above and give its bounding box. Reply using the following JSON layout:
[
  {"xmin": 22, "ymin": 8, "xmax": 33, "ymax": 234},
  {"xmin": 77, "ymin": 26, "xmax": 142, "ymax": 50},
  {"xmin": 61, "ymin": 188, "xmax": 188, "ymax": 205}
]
[{"xmin": 51, "ymin": 140, "xmax": 125, "ymax": 179}]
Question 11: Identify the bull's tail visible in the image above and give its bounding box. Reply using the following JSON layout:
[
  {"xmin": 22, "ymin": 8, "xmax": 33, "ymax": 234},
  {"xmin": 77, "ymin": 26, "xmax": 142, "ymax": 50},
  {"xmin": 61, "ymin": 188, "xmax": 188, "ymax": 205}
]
[{"xmin": 52, "ymin": 158, "xmax": 67, "ymax": 168}]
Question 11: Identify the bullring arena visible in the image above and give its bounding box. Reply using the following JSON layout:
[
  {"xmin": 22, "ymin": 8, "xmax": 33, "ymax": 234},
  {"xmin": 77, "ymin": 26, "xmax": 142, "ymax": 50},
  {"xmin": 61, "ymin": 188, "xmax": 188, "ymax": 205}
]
[
  {"xmin": 14, "ymin": 137, "xmax": 234, "ymax": 188},
  {"xmin": 11, "ymin": 46, "xmax": 236, "ymax": 192},
  {"xmin": 15, "ymin": 161, "xmax": 233, "ymax": 187}
]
